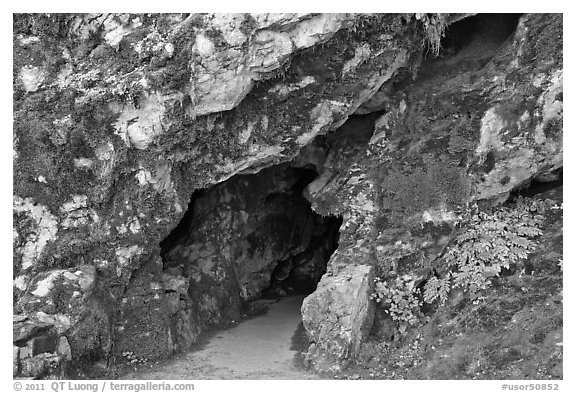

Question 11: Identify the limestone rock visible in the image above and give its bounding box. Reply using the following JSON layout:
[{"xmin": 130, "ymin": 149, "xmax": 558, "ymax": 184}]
[
  {"xmin": 13, "ymin": 264, "xmax": 113, "ymax": 376},
  {"xmin": 188, "ymin": 13, "xmax": 353, "ymax": 116},
  {"xmin": 19, "ymin": 346, "xmax": 31, "ymax": 360},
  {"xmin": 353, "ymin": 81, "xmax": 393, "ymax": 114},
  {"xmin": 14, "ymin": 318, "xmax": 52, "ymax": 343},
  {"xmin": 13, "ymin": 315, "xmax": 28, "ymax": 323},
  {"xmin": 17, "ymin": 265, "xmax": 96, "ymax": 314},
  {"xmin": 301, "ymin": 264, "xmax": 375, "ymax": 372},
  {"xmin": 19, "ymin": 354, "xmax": 58, "ymax": 378},
  {"xmin": 32, "ymin": 312, "xmax": 73, "ymax": 335},
  {"xmin": 15, "ymin": 266, "xmax": 98, "ymax": 349},
  {"xmin": 27, "ymin": 331, "xmax": 58, "ymax": 356},
  {"xmin": 57, "ymin": 337, "xmax": 72, "ymax": 361},
  {"xmin": 13, "ymin": 346, "xmax": 19, "ymax": 376}
]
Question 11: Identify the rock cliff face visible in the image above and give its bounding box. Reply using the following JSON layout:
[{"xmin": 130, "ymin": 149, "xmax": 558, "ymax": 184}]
[
  {"xmin": 301, "ymin": 13, "xmax": 563, "ymax": 371},
  {"xmin": 13, "ymin": 13, "xmax": 562, "ymax": 378}
]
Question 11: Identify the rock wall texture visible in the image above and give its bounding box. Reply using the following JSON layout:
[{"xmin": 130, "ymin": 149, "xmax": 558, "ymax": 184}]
[{"xmin": 13, "ymin": 13, "xmax": 562, "ymax": 378}]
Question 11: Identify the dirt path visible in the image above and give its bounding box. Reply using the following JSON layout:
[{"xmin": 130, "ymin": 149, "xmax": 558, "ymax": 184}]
[{"xmin": 123, "ymin": 295, "xmax": 322, "ymax": 380}]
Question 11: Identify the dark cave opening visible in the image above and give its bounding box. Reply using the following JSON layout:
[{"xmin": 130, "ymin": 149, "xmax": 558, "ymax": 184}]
[
  {"xmin": 418, "ymin": 13, "xmax": 523, "ymax": 80},
  {"xmin": 260, "ymin": 210, "xmax": 342, "ymax": 298},
  {"xmin": 439, "ymin": 14, "xmax": 523, "ymax": 57},
  {"xmin": 160, "ymin": 187, "xmax": 206, "ymax": 259},
  {"xmin": 509, "ymin": 168, "xmax": 563, "ymax": 199},
  {"xmin": 160, "ymin": 160, "xmax": 342, "ymax": 328}
]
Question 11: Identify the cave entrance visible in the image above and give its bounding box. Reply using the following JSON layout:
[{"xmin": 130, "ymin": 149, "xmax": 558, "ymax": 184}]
[
  {"xmin": 438, "ymin": 13, "xmax": 523, "ymax": 58},
  {"xmin": 418, "ymin": 13, "xmax": 523, "ymax": 80},
  {"xmin": 160, "ymin": 161, "xmax": 342, "ymax": 332},
  {"xmin": 260, "ymin": 210, "xmax": 342, "ymax": 299}
]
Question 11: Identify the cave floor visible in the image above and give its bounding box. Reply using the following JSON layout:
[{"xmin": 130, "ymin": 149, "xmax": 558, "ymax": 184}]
[{"xmin": 122, "ymin": 295, "xmax": 322, "ymax": 380}]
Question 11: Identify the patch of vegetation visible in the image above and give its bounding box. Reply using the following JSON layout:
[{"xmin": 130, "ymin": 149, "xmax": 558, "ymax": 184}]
[
  {"xmin": 424, "ymin": 196, "xmax": 558, "ymax": 304},
  {"xmin": 347, "ymin": 14, "xmax": 401, "ymax": 41},
  {"xmin": 14, "ymin": 14, "xmax": 75, "ymax": 40},
  {"xmin": 377, "ymin": 157, "xmax": 470, "ymax": 219},
  {"xmin": 371, "ymin": 195, "xmax": 558, "ymax": 335},
  {"xmin": 370, "ymin": 275, "xmax": 422, "ymax": 334}
]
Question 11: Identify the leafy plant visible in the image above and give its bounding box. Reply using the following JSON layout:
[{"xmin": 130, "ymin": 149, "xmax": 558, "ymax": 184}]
[
  {"xmin": 371, "ymin": 275, "xmax": 422, "ymax": 330},
  {"xmin": 424, "ymin": 196, "xmax": 555, "ymax": 304},
  {"xmin": 423, "ymin": 275, "xmax": 450, "ymax": 304}
]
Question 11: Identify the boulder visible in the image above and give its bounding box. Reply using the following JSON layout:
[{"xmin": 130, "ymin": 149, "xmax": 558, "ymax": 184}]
[
  {"xmin": 302, "ymin": 264, "xmax": 375, "ymax": 372},
  {"xmin": 19, "ymin": 354, "xmax": 59, "ymax": 378},
  {"xmin": 14, "ymin": 318, "xmax": 52, "ymax": 343},
  {"xmin": 57, "ymin": 337, "xmax": 72, "ymax": 361},
  {"xmin": 16, "ymin": 265, "xmax": 96, "ymax": 317}
]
